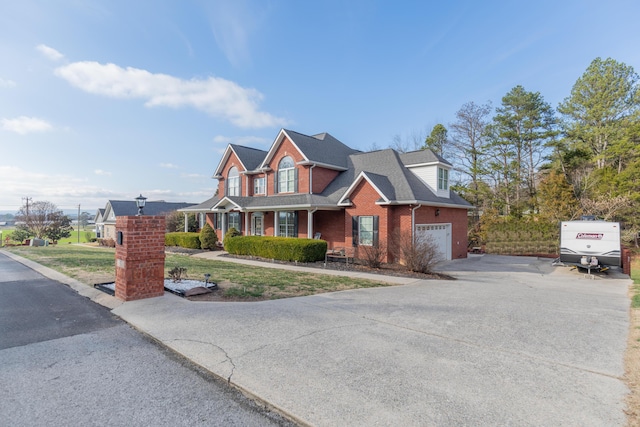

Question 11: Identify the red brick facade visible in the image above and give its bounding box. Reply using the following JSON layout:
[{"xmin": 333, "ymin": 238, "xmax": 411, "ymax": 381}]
[
  {"xmin": 206, "ymin": 130, "xmax": 470, "ymax": 263},
  {"xmin": 114, "ymin": 216, "xmax": 166, "ymax": 301}
]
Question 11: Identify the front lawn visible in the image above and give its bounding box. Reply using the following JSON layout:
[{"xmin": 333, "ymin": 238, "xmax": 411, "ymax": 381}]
[{"xmin": 3, "ymin": 245, "xmax": 389, "ymax": 299}]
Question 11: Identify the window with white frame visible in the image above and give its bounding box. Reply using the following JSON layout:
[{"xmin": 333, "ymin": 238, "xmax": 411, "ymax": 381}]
[
  {"xmin": 227, "ymin": 212, "xmax": 240, "ymax": 232},
  {"xmin": 277, "ymin": 156, "xmax": 296, "ymax": 193},
  {"xmin": 227, "ymin": 167, "xmax": 240, "ymax": 196},
  {"xmin": 358, "ymin": 216, "xmax": 374, "ymax": 246},
  {"xmin": 254, "ymin": 177, "xmax": 265, "ymax": 195},
  {"xmin": 278, "ymin": 211, "xmax": 297, "ymax": 237},
  {"xmin": 438, "ymin": 168, "xmax": 449, "ymax": 190},
  {"xmin": 352, "ymin": 215, "xmax": 379, "ymax": 246}
]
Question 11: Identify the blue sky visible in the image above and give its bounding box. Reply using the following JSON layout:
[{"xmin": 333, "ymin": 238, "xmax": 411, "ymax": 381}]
[{"xmin": 1, "ymin": 0, "xmax": 639, "ymax": 212}]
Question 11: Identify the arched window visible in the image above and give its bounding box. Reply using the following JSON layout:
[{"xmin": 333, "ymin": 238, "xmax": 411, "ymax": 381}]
[
  {"xmin": 277, "ymin": 156, "xmax": 296, "ymax": 193},
  {"xmin": 227, "ymin": 167, "xmax": 240, "ymax": 196}
]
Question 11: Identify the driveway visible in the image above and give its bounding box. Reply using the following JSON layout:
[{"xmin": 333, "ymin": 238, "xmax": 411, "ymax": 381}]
[{"xmin": 112, "ymin": 254, "xmax": 631, "ymax": 426}]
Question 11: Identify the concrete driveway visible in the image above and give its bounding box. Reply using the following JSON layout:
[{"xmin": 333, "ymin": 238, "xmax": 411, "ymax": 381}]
[{"xmin": 113, "ymin": 255, "xmax": 631, "ymax": 426}]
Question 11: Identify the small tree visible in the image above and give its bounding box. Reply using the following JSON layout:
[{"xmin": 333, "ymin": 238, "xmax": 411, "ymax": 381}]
[
  {"xmin": 11, "ymin": 228, "xmax": 31, "ymax": 244},
  {"xmin": 199, "ymin": 223, "xmax": 218, "ymax": 250},
  {"xmin": 43, "ymin": 211, "xmax": 73, "ymax": 243}
]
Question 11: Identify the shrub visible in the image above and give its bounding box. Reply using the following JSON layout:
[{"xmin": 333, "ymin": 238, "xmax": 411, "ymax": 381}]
[
  {"xmin": 394, "ymin": 233, "xmax": 442, "ymax": 274},
  {"xmin": 226, "ymin": 227, "xmax": 242, "ymax": 238},
  {"xmin": 165, "ymin": 232, "xmax": 201, "ymax": 249},
  {"xmin": 199, "ymin": 223, "xmax": 218, "ymax": 250},
  {"xmin": 225, "ymin": 236, "xmax": 327, "ymax": 262},
  {"xmin": 168, "ymin": 266, "xmax": 187, "ymax": 282},
  {"xmin": 358, "ymin": 241, "xmax": 387, "ymax": 268},
  {"xmin": 98, "ymin": 238, "xmax": 116, "ymax": 248}
]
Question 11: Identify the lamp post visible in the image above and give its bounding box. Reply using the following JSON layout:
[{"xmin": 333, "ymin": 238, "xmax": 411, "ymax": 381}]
[{"xmin": 135, "ymin": 194, "xmax": 147, "ymax": 216}]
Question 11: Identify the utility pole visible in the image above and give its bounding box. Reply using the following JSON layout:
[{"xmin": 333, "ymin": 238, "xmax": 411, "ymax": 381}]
[
  {"xmin": 77, "ymin": 204, "xmax": 81, "ymax": 243},
  {"xmin": 22, "ymin": 197, "xmax": 32, "ymax": 217}
]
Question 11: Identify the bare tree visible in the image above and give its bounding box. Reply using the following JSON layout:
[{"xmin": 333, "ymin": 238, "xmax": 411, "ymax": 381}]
[{"xmin": 449, "ymin": 101, "xmax": 493, "ymax": 217}]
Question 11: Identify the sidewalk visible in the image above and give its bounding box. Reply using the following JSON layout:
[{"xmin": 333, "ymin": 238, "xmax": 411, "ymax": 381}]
[{"xmin": 4, "ymin": 249, "xmax": 631, "ymax": 426}]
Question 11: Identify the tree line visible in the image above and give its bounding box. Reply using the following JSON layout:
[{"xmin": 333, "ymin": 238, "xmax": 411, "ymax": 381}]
[{"xmin": 413, "ymin": 57, "xmax": 638, "ymax": 245}]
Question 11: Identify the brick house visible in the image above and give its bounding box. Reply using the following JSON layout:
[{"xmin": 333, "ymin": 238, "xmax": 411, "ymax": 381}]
[
  {"xmin": 98, "ymin": 200, "xmax": 192, "ymax": 240},
  {"xmin": 181, "ymin": 129, "xmax": 472, "ymax": 262}
]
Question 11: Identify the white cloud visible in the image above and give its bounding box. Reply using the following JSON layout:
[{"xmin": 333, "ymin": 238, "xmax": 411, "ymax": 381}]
[
  {"xmin": 36, "ymin": 44, "xmax": 64, "ymax": 61},
  {"xmin": 54, "ymin": 61, "xmax": 287, "ymax": 128},
  {"xmin": 1, "ymin": 116, "xmax": 53, "ymax": 134},
  {"xmin": 94, "ymin": 169, "xmax": 112, "ymax": 176},
  {"xmin": 0, "ymin": 78, "xmax": 16, "ymax": 88},
  {"xmin": 159, "ymin": 163, "xmax": 179, "ymax": 169}
]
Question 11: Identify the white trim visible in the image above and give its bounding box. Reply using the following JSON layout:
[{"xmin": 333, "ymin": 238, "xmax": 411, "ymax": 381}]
[
  {"xmin": 213, "ymin": 145, "xmax": 249, "ymax": 178},
  {"xmin": 337, "ymin": 171, "xmax": 390, "ymax": 205},
  {"xmin": 258, "ymin": 129, "xmax": 309, "ymax": 170}
]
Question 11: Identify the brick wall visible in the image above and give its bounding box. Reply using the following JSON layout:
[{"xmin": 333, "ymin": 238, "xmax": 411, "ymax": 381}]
[
  {"xmin": 114, "ymin": 215, "xmax": 166, "ymax": 301},
  {"xmin": 315, "ymin": 210, "xmax": 345, "ymax": 249},
  {"xmin": 311, "ymin": 167, "xmax": 340, "ymax": 194},
  {"xmin": 266, "ymin": 136, "xmax": 306, "ymax": 194},
  {"xmin": 218, "ymin": 151, "xmax": 245, "ymax": 197},
  {"xmin": 345, "ymin": 179, "xmax": 390, "ymax": 261},
  {"xmin": 414, "ymin": 206, "xmax": 468, "ymax": 259}
]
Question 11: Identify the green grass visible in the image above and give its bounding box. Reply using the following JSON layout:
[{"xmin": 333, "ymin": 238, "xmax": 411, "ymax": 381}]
[
  {"xmin": 3, "ymin": 245, "xmax": 390, "ymax": 300},
  {"xmin": 631, "ymin": 256, "xmax": 640, "ymax": 308},
  {"xmin": 0, "ymin": 227, "xmax": 95, "ymax": 245}
]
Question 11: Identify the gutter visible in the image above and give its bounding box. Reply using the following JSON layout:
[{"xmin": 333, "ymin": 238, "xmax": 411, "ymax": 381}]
[{"xmin": 411, "ymin": 204, "xmax": 422, "ymax": 244}]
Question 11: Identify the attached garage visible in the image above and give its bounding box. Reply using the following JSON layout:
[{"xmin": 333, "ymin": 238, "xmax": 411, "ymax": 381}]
[{"xmin": 415, "ymin": 223, "xmax": 452, "ymax": 261}]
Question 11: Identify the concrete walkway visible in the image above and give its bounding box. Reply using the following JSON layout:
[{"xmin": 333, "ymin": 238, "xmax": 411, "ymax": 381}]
[{"xmin": 3, "ymin": 250, "xmax": 632, "ymax": 426}]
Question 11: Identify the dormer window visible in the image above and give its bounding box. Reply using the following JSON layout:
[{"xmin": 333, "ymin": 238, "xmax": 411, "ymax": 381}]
[
  {"xmin": 277, "ymin": 156, "xmax": 297, "ymax": 193},
  {"xmin": 227, "ymin": 167, "xmax": 240, "ymax": 196},
  {"xmin": 438, "ymin": 168, "xmax": 449, "ymax": 191}
]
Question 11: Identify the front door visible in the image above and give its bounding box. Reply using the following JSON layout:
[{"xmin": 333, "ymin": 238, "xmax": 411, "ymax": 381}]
[{"xmin": 252, "ymin": 215, "xmax": 263, "ymax": 236}]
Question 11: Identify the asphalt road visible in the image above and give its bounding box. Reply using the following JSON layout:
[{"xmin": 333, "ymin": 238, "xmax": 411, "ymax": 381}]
[{"xmin": 0, "ymin": 252, "xmax": 294, "ymax": 427}]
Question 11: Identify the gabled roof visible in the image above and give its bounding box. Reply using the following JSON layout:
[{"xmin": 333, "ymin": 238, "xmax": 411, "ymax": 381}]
[
  {"xmin": 399, "ymin": 149, "xmax": 452, "ymax": 167},
  {"xmin": 259, "ymin": 129, "xmax": 359, "ymax": 171},
  {"xmin": 103, "ymin": 200, "xmax": 193, "ymax": 222},
  {"xmin": 178, "ymin": 195, "xmax": 219, "ymax": 212},
  {"xmin": 94, "ymin": 208, "xmax": 105, "ymax": 222},
  {"xmin": 322, "ymin": 149, "xmax": 472, "ymax": 208},
  {"xmin": 213, "ymin": 145, "xmax": 268, "ymax": 177}
]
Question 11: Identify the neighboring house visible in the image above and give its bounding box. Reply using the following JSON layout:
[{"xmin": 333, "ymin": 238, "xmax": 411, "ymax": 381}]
[
  {"xmin": 181, "ymin": 129, "xmax": 472, "ymax": 262},
  {"xmin": 97, "ymin": 200, "xmax": 192, "ymax": 240},
  {"xmin": 94, "ymin": 208, "xmax": 105, "ymax": 238}
]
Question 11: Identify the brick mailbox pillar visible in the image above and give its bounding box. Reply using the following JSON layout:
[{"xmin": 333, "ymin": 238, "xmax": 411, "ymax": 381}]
[{"xmin": 115, "ymin": 215, "xmax": 166, "ymax": 301}]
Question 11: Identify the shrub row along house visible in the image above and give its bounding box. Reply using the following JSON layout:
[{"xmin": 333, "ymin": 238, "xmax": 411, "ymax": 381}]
[{"xmin": 181, "ymin": 129, "xmax": 472, "ymax": 262}]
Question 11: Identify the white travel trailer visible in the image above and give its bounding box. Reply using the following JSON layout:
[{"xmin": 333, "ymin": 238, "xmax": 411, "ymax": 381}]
[{"xmin": 559, "ymin": 221, "xmax": 621, "ymax": 267}]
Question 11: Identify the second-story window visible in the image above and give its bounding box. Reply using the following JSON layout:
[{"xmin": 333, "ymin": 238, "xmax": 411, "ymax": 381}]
[
  {"xmin": 227, "ymin": 167, "xmax": 240, "ymax": 196},
  {"xmin": 254, "ymin": 177, "xmax": 265, "ymax": 195},
  {"xmin": 438, "ymin": 167, "xmax": 449, "ymax": 190},
  {"xmin": 277, "ymin": 156, "xmax": 297, "ymax": 193}
]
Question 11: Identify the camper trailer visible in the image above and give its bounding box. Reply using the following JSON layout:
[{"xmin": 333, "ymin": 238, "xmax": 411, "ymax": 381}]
[{"xmin": 559, "ymin": 221, "xmax": 621, "ymax": 267}]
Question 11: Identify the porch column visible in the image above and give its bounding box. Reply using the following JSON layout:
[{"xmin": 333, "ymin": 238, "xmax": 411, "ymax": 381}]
[
  {"xmin": 245, "ymin": 212, "xmax": 250, "ymax": 235},
  {"xmin": 274, "ymin": 211, "xmax": 279, "ymax": 237},
  {"xmin": 307, "ymin": 209, "xmax": 314, "ymax": 238},
  {"xmin": 183, "ymin": 213, "xmax": 189, "ymax": 232},
  {"xmin": 221, "ymin": 212, "xmax": 226, "ymax": 241},
  {"xmin": 199, "ymin": 213, "xmax": 204, "ymax": 229}
]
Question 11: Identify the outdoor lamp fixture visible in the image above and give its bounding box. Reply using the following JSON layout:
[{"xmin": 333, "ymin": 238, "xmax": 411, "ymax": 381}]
[
  {"xmin": 135, "ymin": 194, "xmax": 147, "ymax": 216},
  {"xmin": 204, "ymin": 273, "xmax": 211, "ymax": 284},
  {"xmin": 435, "ymin": 208, "xmax": 440, "ymax": 217}
]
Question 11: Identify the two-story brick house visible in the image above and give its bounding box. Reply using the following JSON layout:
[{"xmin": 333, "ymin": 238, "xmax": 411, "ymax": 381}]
[{"xmin": 181, "ymin": 129, "xmax": 472, "ymax": 261}]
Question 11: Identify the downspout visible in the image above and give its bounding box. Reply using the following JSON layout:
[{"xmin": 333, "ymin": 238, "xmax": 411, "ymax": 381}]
[
  {"xmin": 411, "ymin": 204, "xmax": 422, "ymax": 244},
  {"xmin": 309, "ymin": 164, "xmax": 316, "ymax": 194}
]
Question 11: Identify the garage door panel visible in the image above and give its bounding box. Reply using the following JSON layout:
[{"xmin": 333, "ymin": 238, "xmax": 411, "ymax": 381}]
[{"xmin": 415, "ymin": 224, "xmax": 451, "ymax": 261}]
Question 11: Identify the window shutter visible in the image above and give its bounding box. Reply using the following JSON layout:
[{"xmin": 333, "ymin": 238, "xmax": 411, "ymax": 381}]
[
  {"xmin": 293, "ymin": 211, "xmax": 298, "ymax": 237},
  {"xmin": 294, "ymin": 168, "xmax": 298, "ymax": 193},
  {"xmin": 352, "ymin": 216, "xmax": 359, "ymax": 246},
  {"xmin": 373, "ymin": 215, "xmax": 379, "ymax": 247},
  {"xmin": 274, "ymin": 173, "xmax": 279, "ymax": 194}
]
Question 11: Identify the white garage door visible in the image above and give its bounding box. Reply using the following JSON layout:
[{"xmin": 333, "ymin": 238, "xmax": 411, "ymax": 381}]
[{"xmin": 415, "ymin": 223, "xmax": 451, "ymax": 261}]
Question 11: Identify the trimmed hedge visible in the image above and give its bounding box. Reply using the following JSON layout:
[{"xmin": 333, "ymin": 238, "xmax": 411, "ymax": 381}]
[
  {"xmin": 165, "ymin": 232, "xmax": 201, "ymax": 249},
  {"xmin": 224, "ymin": 236, "xmax": 327, "ymax": 262}
]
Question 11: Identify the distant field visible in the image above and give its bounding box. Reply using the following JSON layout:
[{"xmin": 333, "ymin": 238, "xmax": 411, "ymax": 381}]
[{"xmin": 0, "ymin": 227, "xmax": 95, "ymax": 245}]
